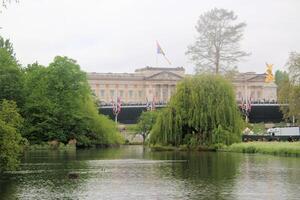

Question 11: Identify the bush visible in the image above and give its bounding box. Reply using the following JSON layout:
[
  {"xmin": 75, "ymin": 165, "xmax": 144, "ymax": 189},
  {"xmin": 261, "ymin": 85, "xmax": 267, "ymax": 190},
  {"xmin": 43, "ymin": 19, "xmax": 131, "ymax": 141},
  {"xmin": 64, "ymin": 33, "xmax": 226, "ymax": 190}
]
[{"xmin": 0, "ymin": 100, "xmax": 23, "ymax": 172}]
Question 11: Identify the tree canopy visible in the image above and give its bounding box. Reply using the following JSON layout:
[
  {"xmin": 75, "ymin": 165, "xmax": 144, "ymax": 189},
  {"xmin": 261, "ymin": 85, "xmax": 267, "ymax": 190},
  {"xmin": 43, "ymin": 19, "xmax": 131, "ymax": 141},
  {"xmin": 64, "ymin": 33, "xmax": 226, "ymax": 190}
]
[
  {"xmin": 0, "ymin": 100, "xmax": 23, "ymax": 172},
  {"xmin": 278, "ymin": 52, "xmax": 300, "ymax": 123},
  {"xmin": 0, "ymin": 35, "xmax": 123, "ymax": 148},
  {"xmin": 0, "ymin": 36, "xmax": 24, "ymax": 106},
  {"xmin": 22, "ymin": 56, "xmax": 123, "ymax": 146},
  {"xmin": 186, "ymin": 8, "xmax": 249, "ymax": 74},
  {"xmin": 137, "ymin": 111, "xmax": 158, "ymax": 143},
  {"xmin": 150, "ymin": 75, "xmax": 243, "ymax": 147}
]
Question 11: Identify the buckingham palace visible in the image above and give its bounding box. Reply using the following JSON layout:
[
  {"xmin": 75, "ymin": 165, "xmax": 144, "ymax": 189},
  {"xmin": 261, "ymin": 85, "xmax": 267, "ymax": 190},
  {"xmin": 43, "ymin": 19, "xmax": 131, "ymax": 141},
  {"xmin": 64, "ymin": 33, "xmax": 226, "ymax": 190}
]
[{"xmin": 87, "ymin": 66, "xmax": 277, "ymax": 104}]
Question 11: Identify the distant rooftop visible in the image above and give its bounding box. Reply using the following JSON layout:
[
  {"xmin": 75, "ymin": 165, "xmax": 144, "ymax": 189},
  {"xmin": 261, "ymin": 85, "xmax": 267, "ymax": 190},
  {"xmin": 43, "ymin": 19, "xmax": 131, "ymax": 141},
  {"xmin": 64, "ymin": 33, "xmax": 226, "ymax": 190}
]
[{"xmin": 135, "ymin": 66, "xmax": 185, "ymax": 73}]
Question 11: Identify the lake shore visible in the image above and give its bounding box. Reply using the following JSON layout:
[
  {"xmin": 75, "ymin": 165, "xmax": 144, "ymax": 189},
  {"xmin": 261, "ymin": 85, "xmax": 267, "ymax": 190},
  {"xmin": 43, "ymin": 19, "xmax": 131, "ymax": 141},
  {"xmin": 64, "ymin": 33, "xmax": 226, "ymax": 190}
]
[
  {"xmin": 150, "ymin": 142, "xmax": 300, "ymax": 157},
  {"xmin": 224, "ymin": 142, "xmax": 300, "ymax": 157}
]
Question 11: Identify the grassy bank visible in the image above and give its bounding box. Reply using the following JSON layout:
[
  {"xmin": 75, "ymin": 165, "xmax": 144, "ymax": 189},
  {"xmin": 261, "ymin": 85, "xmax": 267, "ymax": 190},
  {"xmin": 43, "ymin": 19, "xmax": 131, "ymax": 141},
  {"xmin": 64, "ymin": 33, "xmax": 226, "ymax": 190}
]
[
  {"xmin": 225, "ymin": 142, "xmax": 300, "ymax": 157},
  {"xmin": 150, "ymin": 144, "xmax": 217, "ymax": 152}
]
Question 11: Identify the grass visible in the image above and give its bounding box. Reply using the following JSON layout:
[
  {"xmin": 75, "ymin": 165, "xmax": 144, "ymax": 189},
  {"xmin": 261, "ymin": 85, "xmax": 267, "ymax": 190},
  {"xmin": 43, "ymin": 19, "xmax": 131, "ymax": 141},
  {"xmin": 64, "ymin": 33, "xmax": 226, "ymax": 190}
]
[
  {"xmin": 125, "ymin": 124, "xmax": 138, "ymax": 132},
  {"xmin": 150, "ymin": 142, "xmax": 300, "ymax": 157},
  {"xmin": 150, "ymin": 144, "xmax": 217, "ymax": 152},
  {"xmin": 225, "ymin": 142, "xmax": 300, "ymax": 157}
]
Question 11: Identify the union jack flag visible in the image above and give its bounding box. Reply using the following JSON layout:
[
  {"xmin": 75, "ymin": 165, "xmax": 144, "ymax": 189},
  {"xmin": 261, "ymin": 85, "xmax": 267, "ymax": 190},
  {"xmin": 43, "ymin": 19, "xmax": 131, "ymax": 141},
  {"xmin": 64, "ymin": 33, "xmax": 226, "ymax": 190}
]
[
  {"xmin": 156, "ymin": 41, "xmax": 165, "ymax": 56},
  {"xmin": 112, "ymin": 97, "xmax": 122, "ymax": 115}
]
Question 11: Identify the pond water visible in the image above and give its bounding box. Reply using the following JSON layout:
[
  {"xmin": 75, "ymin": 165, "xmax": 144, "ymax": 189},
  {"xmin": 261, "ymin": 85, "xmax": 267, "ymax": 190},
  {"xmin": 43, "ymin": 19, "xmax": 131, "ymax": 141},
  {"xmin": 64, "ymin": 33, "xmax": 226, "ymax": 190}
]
[{"xmin": 0, "ymin": 145, "xmax": 300, "ymax": 200}]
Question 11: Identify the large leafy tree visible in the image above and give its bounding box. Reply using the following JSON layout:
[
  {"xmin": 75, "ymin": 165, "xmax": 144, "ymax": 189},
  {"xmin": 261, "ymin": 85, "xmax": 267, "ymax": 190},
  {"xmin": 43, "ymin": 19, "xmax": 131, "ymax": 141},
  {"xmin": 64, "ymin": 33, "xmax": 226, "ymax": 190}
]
[
  {"xmin": 186, "ymin": 8, "xmax": 249, "ymax": 74},
  {"xmin": 150, "ymin": 75, "xmax": 243, "ymax": 146},
  {"xmin": 0, "ymin": 100, "xmax": 23, "ymax": 172},
  {"xmin": 0, "ymin": 36, "xmax": 24, "ymax": 105},
  {"xmin": 278, "ymin": 52, "xmax": 300, "ymax": 123},
  {"xmin": 22, "ymin": 57, "xmax": 123, "ymax": 145}
]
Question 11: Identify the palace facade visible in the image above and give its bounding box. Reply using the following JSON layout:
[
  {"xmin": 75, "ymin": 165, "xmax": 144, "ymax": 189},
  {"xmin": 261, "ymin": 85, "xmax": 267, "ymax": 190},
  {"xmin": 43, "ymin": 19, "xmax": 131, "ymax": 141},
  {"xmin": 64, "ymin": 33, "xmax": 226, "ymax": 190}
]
[{"xmin": 87, "ymin": 66, "xmax": 277, "ymax": 104}]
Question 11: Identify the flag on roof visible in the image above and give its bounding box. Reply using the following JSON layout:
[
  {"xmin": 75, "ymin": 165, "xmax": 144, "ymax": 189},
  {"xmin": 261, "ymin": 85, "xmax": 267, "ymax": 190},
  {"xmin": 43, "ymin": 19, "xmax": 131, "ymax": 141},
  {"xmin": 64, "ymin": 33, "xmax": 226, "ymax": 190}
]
[{"xmin": 156, "ymin": 41, "xmax": 165, "ymax": 56}]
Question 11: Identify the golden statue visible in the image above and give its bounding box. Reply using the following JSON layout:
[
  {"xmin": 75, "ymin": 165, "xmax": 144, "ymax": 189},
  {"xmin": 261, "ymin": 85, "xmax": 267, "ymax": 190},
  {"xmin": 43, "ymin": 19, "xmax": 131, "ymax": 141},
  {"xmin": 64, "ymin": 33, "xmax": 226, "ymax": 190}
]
[{"xmin": 265, "ymin": 63, "xmax": 274, "ymax": 83}]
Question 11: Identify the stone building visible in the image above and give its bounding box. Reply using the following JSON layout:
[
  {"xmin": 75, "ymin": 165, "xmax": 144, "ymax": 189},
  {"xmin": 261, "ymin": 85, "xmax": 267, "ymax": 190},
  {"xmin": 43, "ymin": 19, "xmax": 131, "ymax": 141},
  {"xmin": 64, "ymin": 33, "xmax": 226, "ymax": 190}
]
[
  {"xmin": 232, "ymin": 72, "xmax": 277, "ymax": 103},
  {"xmin": 87, "ymin": 67, "xmax": 277, "ymax": 104}
]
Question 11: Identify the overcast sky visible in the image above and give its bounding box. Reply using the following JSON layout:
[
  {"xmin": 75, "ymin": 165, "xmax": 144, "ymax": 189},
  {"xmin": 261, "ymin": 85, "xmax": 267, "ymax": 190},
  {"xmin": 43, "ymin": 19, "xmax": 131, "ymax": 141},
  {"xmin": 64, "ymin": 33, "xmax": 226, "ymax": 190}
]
[{"xmin": 1, "ymin": 0, "xmax": 299, "ymax": 74}]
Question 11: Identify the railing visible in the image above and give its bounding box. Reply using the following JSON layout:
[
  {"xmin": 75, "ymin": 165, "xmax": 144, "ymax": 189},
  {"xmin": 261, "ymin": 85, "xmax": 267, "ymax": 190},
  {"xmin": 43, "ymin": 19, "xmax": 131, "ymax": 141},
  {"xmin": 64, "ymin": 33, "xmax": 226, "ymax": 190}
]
[{"xmin": 99, "ymin": 101, "xmax": 288, "ymax": 108}]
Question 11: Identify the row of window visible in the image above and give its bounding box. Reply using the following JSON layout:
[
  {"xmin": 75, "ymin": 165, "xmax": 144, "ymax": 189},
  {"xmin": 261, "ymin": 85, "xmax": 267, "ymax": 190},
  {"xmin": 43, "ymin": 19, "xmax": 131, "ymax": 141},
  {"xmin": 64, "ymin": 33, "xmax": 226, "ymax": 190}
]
[
  {"xmin": 95, "ymin": 84, "xmax": 147, "ymax": 89},
  {"xmin": 95, "ymin": 89, "xmax": 144, "ymax": 98},
  {"xmin": 237, "ymin": 90, "xmax": 262, "ymax": 99}
]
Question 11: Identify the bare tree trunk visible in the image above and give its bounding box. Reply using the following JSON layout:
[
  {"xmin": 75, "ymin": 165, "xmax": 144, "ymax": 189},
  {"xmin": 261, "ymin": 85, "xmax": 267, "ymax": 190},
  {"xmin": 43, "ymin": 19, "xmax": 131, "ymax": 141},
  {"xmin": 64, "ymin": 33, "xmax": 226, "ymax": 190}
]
[{"xmin": 215, "ymin": 49, "xmax": 220, "ymax": 74}]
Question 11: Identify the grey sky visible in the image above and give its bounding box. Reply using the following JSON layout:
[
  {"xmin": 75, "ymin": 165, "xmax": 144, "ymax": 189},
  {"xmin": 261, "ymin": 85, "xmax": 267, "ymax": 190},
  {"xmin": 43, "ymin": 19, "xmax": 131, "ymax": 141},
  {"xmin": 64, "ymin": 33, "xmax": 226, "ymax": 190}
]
[{"xmin": 1, "ymin": 0, "xmax": 299, "ymax": 74}]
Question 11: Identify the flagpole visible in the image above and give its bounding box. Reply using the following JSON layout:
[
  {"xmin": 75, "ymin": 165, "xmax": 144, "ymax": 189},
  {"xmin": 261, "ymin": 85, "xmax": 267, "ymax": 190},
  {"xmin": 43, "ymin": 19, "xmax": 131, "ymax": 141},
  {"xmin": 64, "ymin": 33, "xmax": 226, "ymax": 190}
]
[
  {"xmin": 156, "ymin": 53, "xmax": 158, "ymax": 67},
  {"xmin": 163, "ymin": 56, "xmax": 172, "ymax": 65},
  {"xmin": 115, "ymin": 95, "xmax": 118, "ymax": 124}
]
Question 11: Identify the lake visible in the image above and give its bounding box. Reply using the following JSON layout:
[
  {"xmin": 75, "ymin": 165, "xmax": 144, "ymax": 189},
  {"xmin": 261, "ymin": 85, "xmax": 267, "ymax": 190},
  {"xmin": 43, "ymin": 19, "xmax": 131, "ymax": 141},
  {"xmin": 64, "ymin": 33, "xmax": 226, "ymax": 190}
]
[{"xmin": 0, "ymin": 145, "xmax": 300, "ymax": 200}]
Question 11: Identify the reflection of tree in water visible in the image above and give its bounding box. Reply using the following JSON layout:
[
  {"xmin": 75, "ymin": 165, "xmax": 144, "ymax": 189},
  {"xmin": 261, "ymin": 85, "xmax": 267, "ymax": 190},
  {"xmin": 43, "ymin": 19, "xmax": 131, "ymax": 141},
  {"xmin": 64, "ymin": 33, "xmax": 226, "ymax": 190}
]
[
  {"xmin": 1, "ymin": 149, "xmax": 89, "ymax": 199},
  {"xmin": 146, "ymin": 151, "xmax": 243, "ymax": 199},
  {"xmin": 1, "ymin": 146, "xmax": 244, "ymax": 199},
  {"xmin": 0, "ymin": 174, "xmax": 19, "ymax": 200}
]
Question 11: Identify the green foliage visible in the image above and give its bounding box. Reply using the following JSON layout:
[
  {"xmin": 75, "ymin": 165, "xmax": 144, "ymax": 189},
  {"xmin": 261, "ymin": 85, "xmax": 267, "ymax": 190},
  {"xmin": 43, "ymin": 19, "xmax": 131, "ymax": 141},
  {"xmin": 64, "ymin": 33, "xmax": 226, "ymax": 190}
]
[
  {"xmin": 22, "ymin": 57, "xmax": 123, "ymax": 146},
  {"xmin": 275, "ymin": 70, "xmax": 289, "ymax": 89},
  {"xmin": 137, "ymin": 111, "xmax": 158, "ymax": 143},
  {"xmin": 0, "ymin": 100, "xmax": 23, "ymax": 172},
  {"xmin": 227, "ymin": 142, "xmax": 300, "ymax": 157},
  {"xmin": 0, "ymin": 36, "xmax": 122, "ymax": 147},
  {"xmin": 0, "ymin": 36, "xmax": 24, "ymax": 106},
  {"xmin": 278, "ymin": 52, "xmax": 300, "ymax": 124},
  {"xmin": 150, "ymin": 75, "xmax": 243, "ymax": 147},
  {"xmin": 248, "ymin": 123, "xmax": 265, "ymax": 135},
  {"xmin": 125, "ymin": 124, "xmax": 138, "ymax": 133}
]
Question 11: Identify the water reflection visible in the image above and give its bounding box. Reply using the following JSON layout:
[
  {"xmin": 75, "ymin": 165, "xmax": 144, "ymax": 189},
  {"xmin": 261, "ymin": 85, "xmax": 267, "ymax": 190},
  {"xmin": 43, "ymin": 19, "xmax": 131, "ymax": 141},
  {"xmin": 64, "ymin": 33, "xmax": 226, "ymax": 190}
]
[{"xmin": 0, "ymin": 146, "xmax": 300, "ymax": 199}]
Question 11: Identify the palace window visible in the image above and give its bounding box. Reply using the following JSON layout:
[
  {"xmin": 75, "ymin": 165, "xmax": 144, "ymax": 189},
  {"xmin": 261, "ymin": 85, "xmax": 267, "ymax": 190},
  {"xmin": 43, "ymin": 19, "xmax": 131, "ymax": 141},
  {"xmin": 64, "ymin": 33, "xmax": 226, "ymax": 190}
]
[
  {"xmin": 138, "ymin": 90, "xmax": 143, "ymax": 98},
  {"xmin": 100, "ymin": 90, "xmax": 105, "ymax": 98},
  {"xmin": 110, "ymin": 90, "xmax": 115, "ymax": 97},
  {"xmin": 119, "ymin": 90, "xmax": 124, "ymax": 97},
  {"xmin": 257, "ymin": 91, "xmax": 262, "ymax": 99},
  {"xmin": 129, "ymin": 90, "xmax": 133, "ymax": 98}
]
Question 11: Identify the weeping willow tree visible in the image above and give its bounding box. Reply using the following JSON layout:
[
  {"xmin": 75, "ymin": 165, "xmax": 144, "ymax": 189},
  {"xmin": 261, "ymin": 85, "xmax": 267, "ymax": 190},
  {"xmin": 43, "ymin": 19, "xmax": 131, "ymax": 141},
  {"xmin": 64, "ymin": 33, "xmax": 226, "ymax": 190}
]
[{"xmin": 150, "ymin": 75, "xmax": 243, "ymax": 146}]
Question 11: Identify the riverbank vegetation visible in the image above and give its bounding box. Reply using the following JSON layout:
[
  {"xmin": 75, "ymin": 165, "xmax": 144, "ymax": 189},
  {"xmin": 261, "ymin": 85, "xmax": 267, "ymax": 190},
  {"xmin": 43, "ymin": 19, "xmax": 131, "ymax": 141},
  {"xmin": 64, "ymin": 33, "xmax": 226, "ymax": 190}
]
[
  {"xmin": 0, "ymin": 100, "xmax": 24, "ymax": 172},
  {"xmin": 277, "ymin": 52, "xmax": 300, "ymax": 124},
  {"xmin": 149, "ymin": 75, "xmax": 243, "ymax": 148},
  {"xmin": 225, "ymin": 142, "xmax": 300, "ymax": 157},
  {"xmin": 0, "ymin": 36, "xmax": 123, "ymax": 171}
]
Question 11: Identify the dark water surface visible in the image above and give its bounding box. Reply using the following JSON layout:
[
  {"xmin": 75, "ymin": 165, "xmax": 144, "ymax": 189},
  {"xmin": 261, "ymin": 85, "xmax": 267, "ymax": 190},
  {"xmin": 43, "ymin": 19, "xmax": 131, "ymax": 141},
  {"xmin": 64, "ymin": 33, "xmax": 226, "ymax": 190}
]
[{"xmin": 1, "ymin": 145, "xmax": 300, "ymax": 200}]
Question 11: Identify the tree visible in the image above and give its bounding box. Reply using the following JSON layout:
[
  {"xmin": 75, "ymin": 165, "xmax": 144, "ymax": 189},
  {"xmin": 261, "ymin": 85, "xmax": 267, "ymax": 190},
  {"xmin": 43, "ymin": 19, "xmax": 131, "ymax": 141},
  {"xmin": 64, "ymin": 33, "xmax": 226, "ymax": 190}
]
[
  {"xmin": 278, "ymin": 52, "xmax": 300, "ymax": 123},
  {"xmin": 0, "ymin": 36, "xmax": 24, "ymax": 106},
  {"xmin": 287, "ymin": 52, "xmax": 300, "ymax": 84},
  {"xmin": 186, "ymin": 8, "xmax": 249, "ymax": 74},
  {"xmin": 22, "ymin": 57, "xmax": 123, "ymax": 146},
  {"xmin": 275, "ymin": 70, "xmax": 289, "ymax": 92},
  {"xmin": 137, "ymin": 111, "xmax": 158, "ymax": 144},
  {"xmin": 150, "ymin": 75, "xmax": 243, "ymax": 147},
  {"xmin": 150, "ymin": 75, "xmax": 242, "ymax": 146},
  {"xmin": 0, "ymin": 100, "xmax": 23, "ymax": 172}
]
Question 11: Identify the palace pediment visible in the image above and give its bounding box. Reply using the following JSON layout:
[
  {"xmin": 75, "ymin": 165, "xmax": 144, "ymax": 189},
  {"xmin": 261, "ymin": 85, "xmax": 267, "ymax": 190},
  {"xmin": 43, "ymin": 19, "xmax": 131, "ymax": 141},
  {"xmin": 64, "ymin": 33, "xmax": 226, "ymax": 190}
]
[
  {"xmin": 145, "ymin": 71, "xmax": 183, "ymax": 81},
  {"xmin": 247, "ymin": 74, "xmax": 266, "ymax": 82}
]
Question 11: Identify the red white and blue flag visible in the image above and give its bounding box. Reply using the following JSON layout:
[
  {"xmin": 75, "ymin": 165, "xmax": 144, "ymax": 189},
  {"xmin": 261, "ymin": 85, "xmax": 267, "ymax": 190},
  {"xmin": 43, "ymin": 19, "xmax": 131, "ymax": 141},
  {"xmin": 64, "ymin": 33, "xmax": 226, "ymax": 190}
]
[
  {"xmin": 112, "ymin": 97, "xmax": 122, "ymax": 115},
  {"xmin": 156, "ymin": 41, "xmax": 165, "ymax": 56},
  {"xmin": 156, "ymin": 41, "xmax": 171, "ymax": 65}
]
